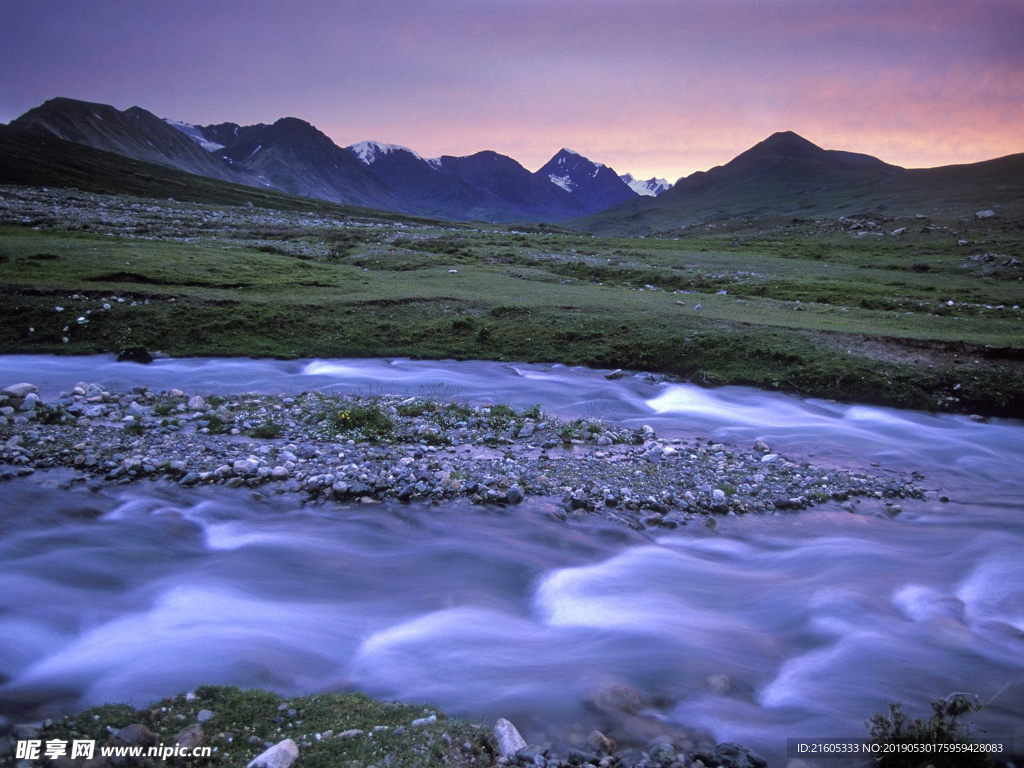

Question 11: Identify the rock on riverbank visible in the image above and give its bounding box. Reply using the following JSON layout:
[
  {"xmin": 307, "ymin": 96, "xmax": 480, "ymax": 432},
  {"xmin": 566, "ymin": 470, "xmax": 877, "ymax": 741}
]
[{"xmin": 0, "ymin": 382, "xmax": 925, "ymax": 529}]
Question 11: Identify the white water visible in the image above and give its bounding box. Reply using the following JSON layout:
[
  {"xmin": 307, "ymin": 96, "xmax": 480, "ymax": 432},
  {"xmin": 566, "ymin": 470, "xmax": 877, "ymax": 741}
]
[{"xmin": 1, "ymin": 356, "xmax": 1022, "ymax": 764}]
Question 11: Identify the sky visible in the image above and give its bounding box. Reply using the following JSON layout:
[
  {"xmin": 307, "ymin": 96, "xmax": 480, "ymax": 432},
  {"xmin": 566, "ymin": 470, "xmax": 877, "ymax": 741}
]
[{"xmin": 1, "ymin": 0, "xmax": 1022, "ymax": 182}]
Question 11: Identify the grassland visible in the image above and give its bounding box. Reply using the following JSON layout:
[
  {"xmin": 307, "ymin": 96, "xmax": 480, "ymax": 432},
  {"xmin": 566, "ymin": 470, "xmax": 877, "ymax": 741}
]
[{"xmin": 1, "ymin": 186, "xmax": 1022, "ymax": 417}]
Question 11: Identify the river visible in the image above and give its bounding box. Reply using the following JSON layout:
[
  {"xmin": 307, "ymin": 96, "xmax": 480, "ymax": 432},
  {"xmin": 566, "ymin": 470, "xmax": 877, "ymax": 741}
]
[{"xmin": 1, "ymin": 356, "xmax": 1022, "ymax": 765}]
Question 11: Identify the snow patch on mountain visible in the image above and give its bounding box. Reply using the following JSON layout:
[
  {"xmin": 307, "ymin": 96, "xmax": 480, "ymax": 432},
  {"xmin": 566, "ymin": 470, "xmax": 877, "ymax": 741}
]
[
  {"xmin": 549, "ymin": 174, "xmax": 574, "ymax": 192},
  {"xmin": 349, "ymin": 141, "xmax": 424, "ymax": 165},
  {"xmin": 163, "ymin": 118, "xmax": 226, "ymax": 152},
  {"xmin": 620, "ymin": 173, "xmax": 672, "ymax": 196}
]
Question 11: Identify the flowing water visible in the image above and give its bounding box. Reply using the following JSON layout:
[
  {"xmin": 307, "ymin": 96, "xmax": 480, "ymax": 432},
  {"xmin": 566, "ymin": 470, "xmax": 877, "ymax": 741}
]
[{"xmin": 1, "ymin": 356, "xmax": 1022, "ymax": 764}]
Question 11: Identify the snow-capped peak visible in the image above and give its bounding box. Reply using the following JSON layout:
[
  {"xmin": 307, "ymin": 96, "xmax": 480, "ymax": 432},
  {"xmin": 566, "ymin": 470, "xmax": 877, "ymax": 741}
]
[
  {"xmin": 348, "ymin": 140, "xmax": 424, "ymax": 165},
  {"xmin": 164, "ymin": 118, "xmax": 225, "ymax": 152},
  {"xmin": 620, "ymin": 173, "xmax": 672, "ymax": 196},
  {"xmin": 560, "ymin": 147, "xmax": 580, "ymax": 156}
]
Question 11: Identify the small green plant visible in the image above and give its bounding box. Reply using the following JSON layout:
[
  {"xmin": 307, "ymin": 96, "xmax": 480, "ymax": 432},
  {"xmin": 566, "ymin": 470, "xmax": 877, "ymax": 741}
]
[
  {"xmin": 321, "ymin": 405, "xmax": 394, "ymax": 442},
  {"xmin": 35, "ymin": 404, "xmax": 71, "ymax": 425},
  {"xmin": 123, "ymin": 421, "xmax": 145, "ymax": 436},
  {"xmin": 397, "ymin": 402, "xmax": 426, "ymax": 417},
  {"xmin": 249, "ymin": 422, "xmax": 283, "ymax": 439},
  {"xmin": 204, "ymin": 414, "xmax": 232, "ymax": 434},
  {"xmin": 522, "ymin": 404, "xmax": 542, "ymax": 420},
  {"xmin": 153, "ymin": 401, "xmax": 176, "ymax": 416},
  {"xmin": 436, "ymin": 402, "xmax": 473, "ymax": 428},
  {"xmin": 488, "ymin": 403, "xmax": 518, "ymax": 431},
  {"xmin": 866, "ymin": 694, "xmax": 992, "ymax": 768}
]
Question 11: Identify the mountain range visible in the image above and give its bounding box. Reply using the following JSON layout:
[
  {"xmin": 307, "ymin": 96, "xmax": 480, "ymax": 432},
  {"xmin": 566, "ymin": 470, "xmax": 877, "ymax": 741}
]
[
  {"xmin": 7, "ymin": 97, "xmax": 648, "ymax": 223},
  {"xmin": 5, "ymin": 97, "xmax": 1022, "ymax": 232}
]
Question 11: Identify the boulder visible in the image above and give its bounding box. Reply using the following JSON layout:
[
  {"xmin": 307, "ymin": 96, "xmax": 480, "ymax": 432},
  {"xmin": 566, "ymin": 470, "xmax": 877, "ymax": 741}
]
[
  {"xmin": 247, "ymin": 739, "xmax": 298, "ymax": 768},
  {"xmin": 493, "ymin": 718, "xmax": 527, "ymax": 758},
  {"xmin": 1, "ymin": 383, "xmax": 37, "ymax": 399},
  {"xmin": 975, "ymin": 209, "xmax": 995, "ymax": 220}
]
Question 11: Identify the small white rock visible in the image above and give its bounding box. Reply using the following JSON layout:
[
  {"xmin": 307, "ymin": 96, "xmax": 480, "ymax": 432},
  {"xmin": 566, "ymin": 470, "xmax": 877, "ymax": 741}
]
[{"xmin": 247, "ymin": 739, "xmax": 298, "ymax": 768}]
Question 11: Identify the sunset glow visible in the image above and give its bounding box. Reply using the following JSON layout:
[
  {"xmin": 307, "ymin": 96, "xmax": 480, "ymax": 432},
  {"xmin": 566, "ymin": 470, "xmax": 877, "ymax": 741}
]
[{"xmin": 2, "ymin": 0, "xmax": 1022, "ymax": 181}]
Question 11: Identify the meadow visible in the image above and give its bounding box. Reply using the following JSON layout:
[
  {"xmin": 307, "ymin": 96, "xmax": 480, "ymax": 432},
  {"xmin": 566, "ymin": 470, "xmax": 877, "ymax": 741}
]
[{"xmin": 1, "ymin": 189, "xmax": 1021, "ymax": 416}]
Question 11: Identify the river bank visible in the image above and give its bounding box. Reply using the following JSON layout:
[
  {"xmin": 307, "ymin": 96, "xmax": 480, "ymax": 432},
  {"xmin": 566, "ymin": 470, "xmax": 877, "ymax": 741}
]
[{"xmin": 0, "ymin": 379, "xmax": 925, "ymax": 529}]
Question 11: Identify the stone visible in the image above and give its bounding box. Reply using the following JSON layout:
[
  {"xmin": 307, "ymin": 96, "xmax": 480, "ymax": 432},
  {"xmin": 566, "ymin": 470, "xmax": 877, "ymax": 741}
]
[
  {"xmin": 173, "ymin": 724, "xmax": 204, "ymax": 750},
  {"xmin": 760, "ymin": 453, "xmax": 779, "ymax": 463},
  {"xmin": 2, "ymin": 383, "xmax": 37, "ymax": 399},
  {"xmin": 411, "ymin": 714, "xmax": 436, "ymax": 726},
  {"xmin": 247, "ymin": 739, "xmax": 299, "ymax": 768},
  {"xmin": 586, "ymin": 730, "xmax": 615, "ymax": 755},
  {"xmin": 517, "ymin": 747, "xmax": 548, "ymax": 767},
  {"xmin": 975, "ymin": 209, "xmax": 995, "ymax": 220},
  {"xmin": 117, "ymin": 347, "xmax": 154, "ymax": 364},
  {"xmin": 701, "ymin": 742, "xmax": 768, "ymax": 768},
  {"xmin": 567, "ymin": 749, "xmax": 599, "ymax": 765},
  {"xmin": 506, "ymin": 485, "xmax": 523, "ymax": 503},
  {"xmin": 753, "ymin": 439, "xmax": 770, "ymax": 453},
  {"xmin": 649, "ymin": 742, "xmax": 676, "ymax": 765},
  {"xmin": 108, "ymin": 724, "xmax": 159, "ymax": 748},
  {"xmin": 493, "ymin": 718, "xmax": 527, "ymax": 758},
  {"xmin": 188, "ymin": 395, "xmax": 206, "ymax": 410},
  {"xmin": 604, "ymin": 369, "xmax": 624, "ymax": 380},
  {"xmin": 708, "ymin": 674, "xmax": 732, "ymax": 694},
  {"xmin": 587, "ymin": 681, "xmax": 645, "ymax": 715},
  {"xmin": 196, "ymin": 709, "xmax": 214, "ymax": 722},
  {"xmin": 517, "ymin": 423, "xmax": 535, "ymax": 438},
  {"xmin": 270, "ymin": 466, "xmax": 289, "ymax": 480}
]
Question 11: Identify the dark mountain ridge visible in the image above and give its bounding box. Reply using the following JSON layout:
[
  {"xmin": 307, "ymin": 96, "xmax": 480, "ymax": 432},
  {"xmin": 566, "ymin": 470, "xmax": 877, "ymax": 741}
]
[
  {"xmin": 437, "ymin": 150, "xmax": 589, "ymax": 220},
  {"xmin": 194, "ymin": 117, "xmax": 404, "ymax": 210},
  {"xmin": 9, "ymin": 98, "xmax": 267, "ymax": 188},
  {"xmin": 573, "ymin": 131, "xmax": 1024, "ymax": 234}
]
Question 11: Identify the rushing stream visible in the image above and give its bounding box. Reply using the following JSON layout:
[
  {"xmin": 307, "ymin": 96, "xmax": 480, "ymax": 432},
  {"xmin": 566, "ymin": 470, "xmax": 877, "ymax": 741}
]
[{"xmin": 1, "ymin": 356, "xmax": 1023, "ymax": 764}]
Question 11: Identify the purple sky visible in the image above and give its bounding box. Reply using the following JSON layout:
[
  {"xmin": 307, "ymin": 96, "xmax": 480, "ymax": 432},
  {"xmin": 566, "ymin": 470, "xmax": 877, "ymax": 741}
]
[{"xmin": 2, "ymin": 0, "xmax": 1022, "ymax": 181}]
